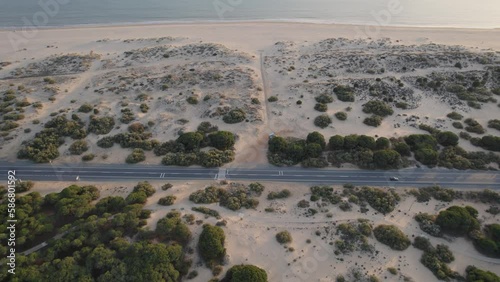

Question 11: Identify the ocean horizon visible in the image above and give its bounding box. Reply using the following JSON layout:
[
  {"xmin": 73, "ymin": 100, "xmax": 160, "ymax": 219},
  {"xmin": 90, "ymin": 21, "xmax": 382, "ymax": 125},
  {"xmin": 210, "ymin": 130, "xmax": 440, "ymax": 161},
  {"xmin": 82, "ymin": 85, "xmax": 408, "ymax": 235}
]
[{"xmin": 0, "ymin": 0, "xmax": 499, "ymax": 29}]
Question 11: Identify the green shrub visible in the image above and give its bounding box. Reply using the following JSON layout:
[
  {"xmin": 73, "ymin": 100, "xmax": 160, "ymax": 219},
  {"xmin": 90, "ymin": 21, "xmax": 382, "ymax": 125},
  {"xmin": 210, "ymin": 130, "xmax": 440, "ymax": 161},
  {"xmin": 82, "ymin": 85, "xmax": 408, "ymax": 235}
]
[
  {"xmin": 395, "ymin": 102, "xmax": 408, "ymax": 109},
  {"xmin": 198, "ymin": 224, "xmax": 226, "ymax": 266},
  {"xmin": 267, "ymin": 189, "xmax": 291, "ymax": 200},
  {"xmin": 335, "ymin": 112, "xmax": 347, "ymax": 121},
  {"xmin": 69, "ymin": 140, "xmax": 89, "ymax": 155},
  {"xmin": 1, "ymin": 121, "xmax": 19, "ymax": 131},
  {"xmin": 97, "ymin": 136, "xmax": 115, "ymax": 148},
  {"xmin": 267, "ymin": 96, "xmax": 278, "ymax": 102},
  {"xmin": 387, "ymin": 267, "xmax": 398, "ymax": 275},
  {"xmin": 251, "ymin": 98, "xmax": 260, "ymax": 105},
  {"xmin": 88, "ymin": 116, "xmax": 115, "ymax": 135},
  {"xmin": 314, "ymin": 114, "xmax": 332, "ymax": 128},
  {"xmin": 465, "ymin": 266, "xmax": 500, "ymax": 282},
  {"xmin": 452, "ymin": 121, "xmax": 463, "ymax": 129},
  {"xmin": 372, "ymin": 149, "xmax": 402, "ymax": 169},
  {"xmin": 15, "ymin": 180, "xmax": 34, "ymax": 193},
  {"xmin": 82, "ymin": 154, "xmax": 95, "ymax": 161},
  {"xmin": 413, "ymin": 236, "xmax": 433, "ymax": 252},
  {"xmin": 209, "ymin": 131, "xmax": 235, "ymax": 150},
  {"xmin": 197, "ymin": 121, "xmax": 219, "ymax": 133},
  {"xmin": 223, "ymin": 109, "xmax": 246, "ymax": 124},
  {"xmin": 436, "ymin": 244, "xmax": 455, "ymax": 263},
  {"xmin": 362, "ymin": 100, "xmax": 394, "ymax": 117},
  {"xmin": 186, "ymin": 96, "xmax": 198, "ymax": 105},
  {"xmin": 126, "ymin": 149, "xmax": 146, "ymax": 164},
  {"xmin": 393, "ymin": 142, "xmax": 410, "ymax": 156},
  {"xmin": 306, "ymin": 131, "xmax": 326, "ymax": 149},
  {"xmin": 334, "ymin": 85, "xmax": 355, "ymax": 102},
  {"xmin": 128, "ymin": 122, "xmax": 145, "ymax": 133},
  {"xmin": 158, "ymin": 195, "xmax": 176, "ymax": 206},
  {"xmin": 415, "ymin": 148, "xmax": 439, "ymax": 166},
  {"xmin": 120, "ymin": 108, "xmax": 135, "ymax": 124},
  {"xmin": 328, "ymin": 135, "xmax": 345, "ymax": 150},
  {"xmin": 139, "ymin": 103, "xmax": 149, "ymax": 113},
  {"xmin": 132, "ymin": 181, "xmax": 155, "ymax": 197},
  {"xmin": 477, "ymin": 135, "xmax": 500, "ymax": 151},
  {"xmin": 436, "ymin": 131, "xmax": 459, "ymax": 146},
  {"xmin": 314, "ymin": 103, "xmax": 328, "ymax": 112},
  {"xmin": 363, "ymin": 115, "xmax": 383, "ymax": 127},
  {"xmin": 487, "ymin": 119, "xmax": 500, "ymax": 131},
  {"xmin": 373, "ymin": 225, "xmax": 411, "ymax": 250},
  {"xmin": 192, "ymin": 206, "xmax": 221, "ymax": 219},
  {"xmin": 276, "ymin": 231, "xmax": 292, "ymax": 244},
  {"xmin": 435, "ymin": 206, "xmax": 479, "ymax": 235},
  {"xmin": 223, "ymin": 264, "xmax": 268, "ymax": 282},
  {"xmin": 464, "ymin": 118, "xmax": 485, "ymax": 134},
  {"xmin": 189, "ymin": 186, "xmax": 223, "ymax": 204},
  {"xmin": 44, "ymin": 77, "xmax": 56, "ymax": 84},
  {"xmin": 315, "ymin": 94, "xmax": 334, "ymax": 104},
  {"xmin": 447, "ymin": 112, "xmax": 463, "ymax": 120},
  {"xmin": 78, "ymin": 103, "xmax": 93, "ymax": 113},
  {"xmin": 356, "ymin": 186, "xmax": 399, "ymax": 214},
  {"xmin": 249, "ymin": 182, "xmax": 265, "ymax": 196}
]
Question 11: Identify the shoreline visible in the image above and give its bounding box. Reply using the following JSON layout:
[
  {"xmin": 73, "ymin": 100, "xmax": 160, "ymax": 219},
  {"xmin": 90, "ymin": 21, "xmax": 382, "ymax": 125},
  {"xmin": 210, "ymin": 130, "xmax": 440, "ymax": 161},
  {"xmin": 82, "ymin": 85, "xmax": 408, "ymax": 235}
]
[
  {"xmin": 2, "ymin": 21, "xmax": 500, "ymax": 53},
  {"xmin": 1, "ymin": 19, "xmax": 499, "ymax": 33}
]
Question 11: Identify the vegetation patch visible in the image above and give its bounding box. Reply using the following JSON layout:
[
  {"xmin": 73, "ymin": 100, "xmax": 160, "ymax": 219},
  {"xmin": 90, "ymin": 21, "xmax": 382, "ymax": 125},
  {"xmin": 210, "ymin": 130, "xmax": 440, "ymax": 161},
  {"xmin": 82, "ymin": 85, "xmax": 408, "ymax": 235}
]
[
  {"xmin": 335, "ymin": 219, "xmax": 374, "ymax": 255},
  {"xmin": 333, "ymin": 85, "xmax": 355, "ymax": 102},
  {"xmin": 373, "ymin": 225, "xmax": 411, "ymax": 250},
  {"xmin": 223, "ymin": 109, "xmax": 246, "ymax": 124},
  {"xmin": 276, "ymin": 231, "xmax": 292, "ymax": 244}
]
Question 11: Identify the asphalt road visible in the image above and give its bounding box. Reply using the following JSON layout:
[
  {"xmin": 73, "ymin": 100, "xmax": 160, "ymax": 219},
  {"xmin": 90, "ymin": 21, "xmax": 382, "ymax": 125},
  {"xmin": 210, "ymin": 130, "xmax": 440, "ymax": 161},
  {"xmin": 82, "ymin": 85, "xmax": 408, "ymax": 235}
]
[{"xmin": 0, "ymin": 163, "xmax": 499, "ymax": 188}]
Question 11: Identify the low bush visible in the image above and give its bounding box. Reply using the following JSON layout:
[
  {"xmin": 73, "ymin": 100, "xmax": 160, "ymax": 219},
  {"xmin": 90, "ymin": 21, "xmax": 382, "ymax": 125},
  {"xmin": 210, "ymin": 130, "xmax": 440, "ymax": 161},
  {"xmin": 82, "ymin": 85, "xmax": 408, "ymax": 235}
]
[
  {"xmin": 452, "ymin": 121, "xmax": 463, "ymax": 129},
  {"xmin": 223, "ymin": 109, "xmax": 246, "ymax": 124},
  {"xmin": 315, "ymin": 94, "xmax": 334, "ymax": 104},
  {"xmin": 435, "ymin": 205, "xmax": 480, "ymax": 235},
  {"xmin": 192, "ymin": 206, "xmax": 221, "ymax": 219},
  {"xmin": 363, "ymin": 115, "xmax": 382, "ymax": 127},
  {"xmin": 314, "ymin": 103, "xmax": 328, "ymax": 112},
  {"xmin": 267, "ymin": 189, "xmax": 291, "ymax": 200},
  {"xmin": 186, "ymin": 96, "xmax": 198, "ymax": 105},
  {"xmin": 488, "ymin": 119, "xmax": 500, "ymax": 131},
  {"xmin": 158, "ymin": 195, "xmax": 176, "ymax": 206},
  {"xmin": 197, "ymin": 121, "xmax": 219, "ymax": 134},
  {"xmin": 69, "ymin": 140, "xmax": 89, "ymax": 155},
  {"xmin": 464, "ymin": 118, "xmax": 486, "ymax": 134},
  {"xmin": 126, "ymin": 148, "xmax": 146, "ymax": 164},
  {"xmin": 198, "ymin": 224, "xmax": 226, "ymax": 267},
  {"xmin": 15, "ymin": 180, "xmax": 34, "ymax": 193},
  {"xmin": 314, "ymin": 114, "xmax": 332, "ymax": 128},
  {"xmin": 222, "ymin": 264, "xmax": 268, "ymax": 282},
  {"xmin": 362, "ymin": 100, "xmax": 394, "ymax": 117},
  {"xmin": 373, "ymin": 225, "xmax": 411, "ymax": 250},
  {"xmin": 335, "ymin": 112, "xmax": 347, "ymax": 121},
  {"xmin": 465, "ymin": 266, "xmax": 500, "ymax": 282},
  {"xmin": 120, "ymin": 108, "xmax": 135, "ymax": 124},
  {"xmin": 276, "ymin": 231, "xmax": 292, "ymax": 244},
  {"xmin": 334, "ymin": 85, "xmax": 355, "ymax": 102},
  {"xmin": 82, "ymin": 154, "xmax": 95, "ymax": 161},
  {"xmin": 78, "ymin": 103, "xmax": 93, "ymax": 113},
  {"xmin": 447, "ymin": 112, "xmax": 463, "ymax": 120},
  {"xmin": 88, "ymin": 116, "xmax": 115, "ymax": 135},
  {"xmin": 139, "ymin": 103, "xmax": 149, "ymax": 113},
  {"xmin": 267, "ymin": 96, "xmax": 278, "ymax": 102}
]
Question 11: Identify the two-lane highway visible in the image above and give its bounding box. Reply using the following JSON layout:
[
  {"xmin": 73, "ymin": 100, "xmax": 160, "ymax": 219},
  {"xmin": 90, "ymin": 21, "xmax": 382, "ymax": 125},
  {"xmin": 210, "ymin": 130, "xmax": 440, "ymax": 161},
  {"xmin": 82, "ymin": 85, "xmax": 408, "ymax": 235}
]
[{"xmin": 0, "ymin": 163, "xmax": 498, "ymax": 188}]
